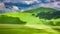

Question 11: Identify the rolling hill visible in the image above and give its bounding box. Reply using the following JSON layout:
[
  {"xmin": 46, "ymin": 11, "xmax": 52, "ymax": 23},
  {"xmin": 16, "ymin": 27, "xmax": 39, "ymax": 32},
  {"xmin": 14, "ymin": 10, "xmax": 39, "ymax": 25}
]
[
  {"xmin": 0, "ymin": 7, "xmax": 60, "ymax": 34},
  {"xmin": 0, "ymin": 7, "xmax": 60, "ymax": 26}
]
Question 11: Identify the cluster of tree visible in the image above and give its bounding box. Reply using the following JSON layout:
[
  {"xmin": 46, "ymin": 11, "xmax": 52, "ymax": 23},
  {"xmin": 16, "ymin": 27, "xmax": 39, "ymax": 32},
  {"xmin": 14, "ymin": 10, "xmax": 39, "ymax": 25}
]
[{"xmin": 36, "ymin": 11, "xmax": 60, "ymax": 20}]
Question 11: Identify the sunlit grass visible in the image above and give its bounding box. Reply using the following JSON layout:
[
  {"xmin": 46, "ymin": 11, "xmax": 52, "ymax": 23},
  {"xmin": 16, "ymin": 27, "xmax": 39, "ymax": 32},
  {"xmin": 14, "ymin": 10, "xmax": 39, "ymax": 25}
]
[{"xmin": 0, "ymin": 24, "xmax": 60, "ymax": 34}]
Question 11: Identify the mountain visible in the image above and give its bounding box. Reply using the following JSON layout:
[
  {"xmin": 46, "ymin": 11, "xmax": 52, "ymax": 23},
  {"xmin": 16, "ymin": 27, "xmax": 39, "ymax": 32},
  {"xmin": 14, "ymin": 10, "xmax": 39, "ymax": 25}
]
[{"xmin": 0, "ymin": 7, "xmax": 60, "ymax": 26}]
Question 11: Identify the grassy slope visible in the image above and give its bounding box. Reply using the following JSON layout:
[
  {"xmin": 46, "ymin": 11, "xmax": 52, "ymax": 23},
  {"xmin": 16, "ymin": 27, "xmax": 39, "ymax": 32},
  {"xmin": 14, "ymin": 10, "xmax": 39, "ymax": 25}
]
[
  {"xmin": 0, "ymin": 7, "xmax": 59, "ymax": 24},
  {"xmin": 0, "ymin": 7, "xmax": 60, "ymax": 34},
  {"xmin": 0, "ymin": 12, "xmax": 41, "ymax": 24},
  {"xmin": 0, "ymin": 7, "xmax": 60, "ymax": 25}
]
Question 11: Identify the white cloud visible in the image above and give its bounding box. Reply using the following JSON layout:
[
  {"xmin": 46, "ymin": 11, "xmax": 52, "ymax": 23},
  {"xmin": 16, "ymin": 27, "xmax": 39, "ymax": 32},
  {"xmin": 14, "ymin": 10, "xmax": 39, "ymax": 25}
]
[
  {"xmin": 52, "ymin": 2, "xmax": 60, "ymax": 8},
  {"xmin": 24, "ymin": 1, "xmax": 34, "ymax": 5},
  {"xmin": 3, "ymin": 0, "xmax": 40, "ymax": 4},
  {"xmin": 12, "ymin": 6, "xmax": 19, "ymax": 11},
  {"xmin": 0, "ymin": 3, "xmax": 5, "ymax": 10},
  {"xmin": 40, "ymin": 3, "xmax": 50, "ymax": 7},
  {"xmin": 22, "ymin": 0, "xmax": 40, "ymax": 5},
  {"xmin": 20, "ymin": 9, "xmax": 24, "ymax": 12},
  {"xmin": 3, "ymin": 6, "xmax": 19, "ymax": 12},
  {"xmin": 39, "ymin": 1, "xmax": 60, "ymax": 9}
]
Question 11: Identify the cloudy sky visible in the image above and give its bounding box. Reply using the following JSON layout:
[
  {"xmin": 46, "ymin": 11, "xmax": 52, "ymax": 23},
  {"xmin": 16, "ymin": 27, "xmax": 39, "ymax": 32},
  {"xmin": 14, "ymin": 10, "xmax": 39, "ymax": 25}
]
[{"xmin": 0, "ymin": 0, "xmax": 60, "ymax": 13}]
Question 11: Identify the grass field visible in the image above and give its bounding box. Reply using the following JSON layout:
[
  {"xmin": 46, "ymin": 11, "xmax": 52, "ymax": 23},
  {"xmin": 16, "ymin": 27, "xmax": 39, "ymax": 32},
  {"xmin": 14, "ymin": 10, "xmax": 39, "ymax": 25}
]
[
  {"xmin": 0, "ymin": 24, "xmax": 60, "ymax": 34},
  {"xmin": 0, "ymin": 7, "xmax": 60, "ymax": 34}
]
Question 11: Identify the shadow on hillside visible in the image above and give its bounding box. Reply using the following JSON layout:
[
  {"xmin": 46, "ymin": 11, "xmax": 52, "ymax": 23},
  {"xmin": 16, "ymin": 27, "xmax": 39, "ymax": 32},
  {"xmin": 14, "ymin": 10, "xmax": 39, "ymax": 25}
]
[{"xmin": 0, "ymin": 15, "xmax": 26, "ymax": 24}]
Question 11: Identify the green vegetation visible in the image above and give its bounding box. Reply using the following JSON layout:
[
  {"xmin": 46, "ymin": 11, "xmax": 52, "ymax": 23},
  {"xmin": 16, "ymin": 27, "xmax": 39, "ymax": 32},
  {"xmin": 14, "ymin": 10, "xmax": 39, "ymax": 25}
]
[
  {"xmin": 36, "ymin": 10, "xmax": 60, "ymax": 19},
  {"xmin": 0, "ymin": 24, "xmax": 60, "ymax": 34},
  {"xmin": 0, "ymin": 7, "xmax": 60, "ymax": 34},
  {"xmin": 0, "ymin": 15, "xmax": 26, "ymax": 24}
]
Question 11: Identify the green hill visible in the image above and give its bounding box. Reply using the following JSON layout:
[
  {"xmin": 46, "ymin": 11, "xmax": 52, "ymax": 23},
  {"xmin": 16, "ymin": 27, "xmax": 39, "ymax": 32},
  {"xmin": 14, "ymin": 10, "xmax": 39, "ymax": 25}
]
[
  {"xmin": 0, "ymin": 7, "xmax": 60, "ymax": 34},
  {"xmin": 0, "ymin": 7, "xmax": 60, "ymax": 26}
]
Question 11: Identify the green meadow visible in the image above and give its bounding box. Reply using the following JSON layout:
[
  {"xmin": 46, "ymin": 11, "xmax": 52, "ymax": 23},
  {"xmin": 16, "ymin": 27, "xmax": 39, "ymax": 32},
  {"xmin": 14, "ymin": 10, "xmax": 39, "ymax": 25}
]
[
  {"xmin": 0, "ymin": 7, "xmax": 60, "ymax": 34},
  {"xmin": 0, "ymin": 24, "xmax": 60, "ymax": 34}
]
